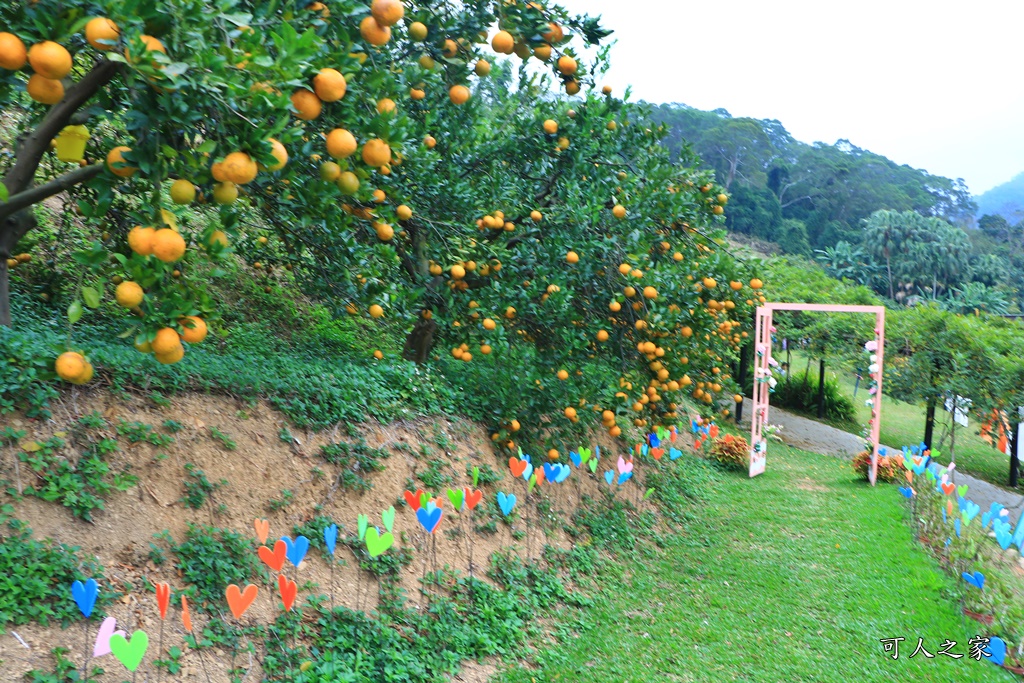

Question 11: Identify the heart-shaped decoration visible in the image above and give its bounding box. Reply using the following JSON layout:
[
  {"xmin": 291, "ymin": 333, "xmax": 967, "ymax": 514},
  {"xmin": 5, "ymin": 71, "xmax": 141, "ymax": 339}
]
[
  {"xmin": 579, "ymin": 447, "xmax": 592, "ymax": 464},
  {"xmin": 225, "ymin": 584, "xmax": 258, "ymax": 619},
  {"xmin": 904, "ymin": 471, "xmax": 913, "ymax": 484},
  {"xmin": 471, "ymin": 465, "xmax": 480, "ymax": 487},
  {"xmin": 508, "ymin": 457, "xmax": 527, "ymax": 478},
  {"xmin": 420, "ymin": 491, "xmax": 432, "ymax": 508},
  {"xmin": 958, "ymin": 484, "xmax": 968, "ymax": 497},
  {"xmin": 617, "ymin": 457, "xmax": 633, "ymax": 475},
  {"xmin": 497, "ymin": 492, "xmax": 516, "ymax": 516},
  {"xmin": 284, "ymin": 535, "xmax": 309, "ymax": 568},
  {"xmin": 254, "ymin": 519, "xmax": 270, "ymax": 545},
  {"xmin": 534, "ymin": 466, "xmax": 546, "ymax": 484},
  {"xmin": 898, "ymin": 486, "xmax": 913, "ymax": 498},
  {"xmin": 640, "ymin": 444, "xmax": 649, "ymax": 456},
  {"xmin": 962, "ymin": 570, "xmax": 985, "ymax": 590},
  {"xmin": 357, "ymin": 514, "xmax": 369, "ymax": 541},
  {"xmin": 522, "ymin": 462, "xmax": 534, "ymax": 481},
  {"xmin": 154, "ymin": 582, "xmax": 170, "ymax": 620},
  {"xmin": 618, "ymin": 471, "xmax": 633, "ymax": 485},
  {"xmin": 987, "ymin": 635, "xmax": 1007, "ymax": 665},
  {"xmin": 955, "ymin": 518, "xmax": 962, "ymax": 537},
  {"xmin": 446, "ymin": 488, "xmax": 465, "ymax": 511},
  {"xmin": 527, "ymin": 473, "xmax": 538, "ymax": 493},
  {"xmin": 323, "ymin": 524, "xmax": 338, "ymax": 556},
  {"xmin": 93, "ymin": 617, "xmax": 126, "ymax": 657},
  {"xmin": 181, "ymin": 595, "xmax": 192, "ymax": 633},
  {"xmin": 403, "ymin": 489, "xmax": 423, "ymax": 510},
  {"xmin": 259, "ymin": 539, "xmax": 287, "ymax": 573},
  {"xmin": 277, "ymin": 574, "xmax": 297, "ymax": 612},
  {"xmin": 605, "ymin": 470, "xmax": 614, "ymax": 485},
  {"xmin": 996, "ymin": 527, "xmax": 1013, "ymax": 550},
  {"xmin": 555, "ymin": 464, "xmax": 571, "ymax": 483},
  {"xmin": 570, "ymin": 451, "xmax": 581, "ymax": 467},
  {"xmin": 941, "ymin": 482, "xmax": 955, "ymax": 496},
  {"xmin": 651, "ymin": 448, "xmax": 664, "ymax": 460},
  {"xmin": 963, "ymin": 500, "xmax": 980, "ymax": 525},
  {"xmin": 464, "ymin": 488, "xmax": 482, "ymax": 510},
  {"xmin": 382, "ymin": 506, "xmax": 396, "ymax": 532},
  {"xmin": 72, "ymin": 578, "xmax": 98, "ymax": 619},
  {"xmin": 542, "ymin": 462, "xmax": 556, "ymax": 482},
  {"xmin": 416, "ymin": 506, "xmax": 443, "ymax": 533},
  {"xmin": 589, "ymin": 458, "xmax": 598, "ymax": 474},
  {"xmin": 365, "ymin": 527, "xmax": 395, "ymax": 558},
  {"xmin": 669, "ymin": 448, "xmax": 682, "ymax": 460},
  {"xmin": 109, "ymin": 630, "xmax": 149, "ymax": 672},
  {"xmin": 649, "ymin": 433, "xmax": 661, "ymax": 448}
]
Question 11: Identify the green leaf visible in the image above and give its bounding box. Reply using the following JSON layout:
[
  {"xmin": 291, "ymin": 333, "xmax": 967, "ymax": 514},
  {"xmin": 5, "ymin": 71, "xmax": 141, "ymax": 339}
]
[
  {"xmin": 197, "ymin": 140, "xmax": 217, "ymax": 154},
  {"xmin": 81, "ymin": 286, "xmax": 101, "ymax": 309},
  {"xmin": 68, "ymin": 300, "xmax": 83, "ymax": 325}
]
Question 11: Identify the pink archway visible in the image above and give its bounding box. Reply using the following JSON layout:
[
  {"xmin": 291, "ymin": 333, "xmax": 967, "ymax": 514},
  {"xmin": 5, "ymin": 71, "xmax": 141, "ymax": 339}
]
[{"xmin": 749, "ymin": 303, "xmax": 886, "ymax": 485}]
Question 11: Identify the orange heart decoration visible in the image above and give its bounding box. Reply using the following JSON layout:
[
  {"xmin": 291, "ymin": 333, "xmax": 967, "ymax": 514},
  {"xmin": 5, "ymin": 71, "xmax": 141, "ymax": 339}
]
[
  {"xmin": 464, "ymin": 488, "xmax": 483, "ymax": 510},
  {"xmin": 258, "ymin": 539, "xmax": 287, "ymax": 573},
  {"xmin": 403, "ymin": 489, "xmax": 424, "ymax": 510},
  {"xmin": 181, "ymin": 595, "xmax": 192, "ymax": 632},
  {"xmin": 254, "ymin": 519, "xmax": 270, "ymax": 545},
  {"xmin": 535, "ymin": 467, "xmax": 545, "ymax": 484},
  {"xmin": 941, "ymin": 482, "xmax": 955, "ymax": 496},
  {"xmin": 946, "ymin": 499, "xmax": 954, "ymax": 516},
  {"xmin": 225, "ymin": 584, "xmax": 258, "ymax": 620},
  {"xmin": 509, "ymin": 457, "xmax": 527, "ymax": 478},
  {"xmin": 905, "ymin": 471, "xmax": 913, "ymax": 484},
  {"xmin": 278, "ymin": 574, "xmax": 297, "ymax": 612},
  {"xmin": 651, "ymin": 448, "xmax": 664, "ymax": 461},
  {"xmin": 154, "ymin": 581, "xmax": 170, "ymax": 620}
]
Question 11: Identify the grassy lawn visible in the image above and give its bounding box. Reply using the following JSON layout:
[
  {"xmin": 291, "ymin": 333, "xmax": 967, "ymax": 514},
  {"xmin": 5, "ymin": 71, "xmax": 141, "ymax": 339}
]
[
  {"xmin": 781, "ymin": 349, "xmax": 1012, "ymax": 487},
  {"xmin": 495, "ymin": 445, "xmax": 1014, "ymax": 682}
]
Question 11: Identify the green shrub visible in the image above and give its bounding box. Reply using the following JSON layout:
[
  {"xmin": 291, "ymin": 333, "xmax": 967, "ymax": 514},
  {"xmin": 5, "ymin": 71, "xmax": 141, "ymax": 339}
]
[
  {"xmin": 707, "ymin": 434, "xmax": 750, "ymax": 470},
  {"xmin": 773, "ymin": 371, "xmax": 855, "ymax": 423},
  {"xmin": 169, "ymin": 524, "xmax": 264, "ymax": 608}
]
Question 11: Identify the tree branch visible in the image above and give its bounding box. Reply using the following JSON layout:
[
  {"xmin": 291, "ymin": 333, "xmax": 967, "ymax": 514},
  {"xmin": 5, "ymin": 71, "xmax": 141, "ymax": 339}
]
[
  {"xmin": 0, "ymin": 163, "xmax": 103, "ymax": 221},
  {"xmin": 4, "ymin": 59, "xmax": 121, "ymax": 197}
]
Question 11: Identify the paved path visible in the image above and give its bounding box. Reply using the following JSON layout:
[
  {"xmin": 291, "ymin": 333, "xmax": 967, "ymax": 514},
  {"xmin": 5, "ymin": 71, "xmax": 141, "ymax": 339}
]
[{"xmin": 736, "ymin": 403, "xmax": 1024, "ymax": 520}]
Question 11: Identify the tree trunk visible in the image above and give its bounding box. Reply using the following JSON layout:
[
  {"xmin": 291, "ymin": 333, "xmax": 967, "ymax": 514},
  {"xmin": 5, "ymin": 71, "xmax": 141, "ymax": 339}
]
[
  {"xmin": 402, "ymin": 316, "xmax": 437, "ymax": 364},
  {"xmin": 0, "ymin": 210, "xmax": 38, "ymax": 327},
  {"xmin": 817, "ymin": 359, "xmax": 826, "ymax": 419},
  {"xmin": 923, "ymin": 396, "xmax": 936, "ymax": 450},
  {"xmin": 1011, "ymin": 418, "xmax": 1019, "ymax": 488}
]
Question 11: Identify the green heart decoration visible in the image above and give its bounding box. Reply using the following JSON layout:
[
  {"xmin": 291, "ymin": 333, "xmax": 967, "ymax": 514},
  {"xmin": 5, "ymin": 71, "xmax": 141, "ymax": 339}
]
[
  {"xmin": 643, "ymin": 488, "xmax": 655, "ymax": 500},
  {"xmin": 579, "ymin": 447, "xmax": 591, "ymax": 464},
  {"xmin": 958, "ymin": 485, "xmax": 968, "ymax": 498},
  {"xmin": 588, "ymin": 459, "xmax": 598, "ymax": 474},
  {"xmin": 447, "ymin": 488, "xmax": 465, "ymax": 511},
  {"xmin": 110, "ymin": 630, "xmax": 149, "ymax": 672},
  {"xmin": 528, "ymin": 473, "xmax": 537, "ymax": 494},
  {"xmin": 365, "ymin": 527, "xmax": 394, "ymax": 558},
  {"xmin": 357, "ymin": 514, "xmax": 368, "ymax": 541},
  {"xmin": 382, "ymin": 506, "xmax": 395, "ymax": 533},
  {"xmin": 471, "ymin": 465, "xmax": 480, "ymax": 488}
]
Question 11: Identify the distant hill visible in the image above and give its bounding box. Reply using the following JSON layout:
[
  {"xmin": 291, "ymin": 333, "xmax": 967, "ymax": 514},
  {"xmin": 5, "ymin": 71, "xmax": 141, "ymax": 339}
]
[{"xmin": 976, "ymin": 172, "xmax": 1024, "ymax": 223}]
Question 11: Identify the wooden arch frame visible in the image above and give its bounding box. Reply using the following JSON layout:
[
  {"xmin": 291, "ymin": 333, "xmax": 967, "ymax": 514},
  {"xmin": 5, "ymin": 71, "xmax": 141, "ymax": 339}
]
[{"xmin": 748, "ymin": 303, "xmax": 887, "ymax": 485}]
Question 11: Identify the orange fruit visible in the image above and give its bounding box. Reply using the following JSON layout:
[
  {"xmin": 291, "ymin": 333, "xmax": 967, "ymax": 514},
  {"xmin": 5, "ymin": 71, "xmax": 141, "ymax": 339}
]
[
  {"xmin": 125, "ymin": 35, "xmax": 166, "ymax": 63},
  {"xmin": 127, "ymin": 226, "xmax": 156, "ymax": 255},
  {"xmin": 170, "ymin": 179, "xmax": 196, "ymax": 204},
  {"xmin": 443, "ymin": 39, "xmax": 458, "ymax": 57},
  {"xmin": 410, "ymin": 87, "xmax": 425, "ymax": 100},
  {"xmin": 152, "ymin": 328, "xmax": 183, "ymax": 356},
  {"xmin": 373, "ymin": 349, "xmax": 384, "ymax": 360},
  {"xmin": 717, "ymin": 193, "xmax": 729, "ymax": 205},
  {"xmin": 702, "ymin": 277, "xmax": 717, "ymax": 289},
  {"xmin": 449, "ymin": 84, "xmax": 470, "ymax": 104},
  {"xmin": 505, "ymin": 306, "xmax": 516, "ymax": 319},
  {"xmin": 681, "ymin": 326, "xmax": 693, "ymax": 338},
  {"xmin": 597, "ymin": 330, "xmax": 609, "ymax": 342},
  {"xmin": 533, "ymin": 43, "xmax": 552, "ymax": 60},
  {"xmin": 265, "ymin": 138, "xmax": 288, "ymax": 171},
  {"xmin": 179, "ymin": 316, "xmax": 208, "ymax": 343},
  {"xmin": 424, "ymin": 135, "xmax": 437, "ymax": 148},
  {"xmin": 491, "ymin": 30, "xmax": 514, "ymax": 54},
  {"xmin": 373, "ymin": 222, "xmax": 394, "ymax": 241},
  {"xmin": 320, "ymin": 161, "xmax": 341, "ymax": 181},
  {"xmin": 85, "ymin": 18, "xmax": 119, "ymax": 51},
  {"xmin": 28, "ymin": 41, "xmax": 72, "ymax": 79},
  {"xmin": 396, "ymin": 205, "xmax": 413, "ymax": 221},
  {"xmin": 362, "ymin": 138, "xmax": 391, "ymax": 167},
  {"xmin": 612, "ymin": 204, "xmax": 626, "ymax": 219},
  {"xmin": 371, "ymin": 0, "xmax": 405, "ymax": 26},
  {"xmin": 602, "ymin": 85, "xmax": 613, "ymax": 95},
  {"xmin": 565, "ymin": 79, "xmax": 581, "ymax": 95},
  {"xmin": 510, "ymin": 419, "xmax": 521, "ymax": 432},
  {"xmin": 154, "ymin": 344, "xmax": 185, "ymax": 365},
  {"xmin": 557, "ymin": 369, "xmax": 569, "ymax": 380},
  {"xmin": 290, "ymin": 88, "xmax": 322, "ymax": 120},
  {"xmin": 609, "ymin": 301, "xmax": 621, "ymax": 312},
  {"xmin": 27, "ymin": 74, "xmax": 63, "ymax": 104},
  {"xmin": 556, "ymin": 55, "xmax": 577, "ymax": 76},
  {"xmin": 483, "ymin": 318, "xmax": 496, "ymax": 330},
  {"xmin": 543, "ymin": 23, "xmax": 564, "ymax": 43},
  {"xmin": 360, "ymin": 16, "xmax": 391, "ymax": 46},
  {"xmin": 543, "ymin": 119, "xmax": 558, "ymax": 134},
  {"xmin": 221, "ymin": 151, "xmax": 257, "ymax": 184},
  {"xmin": 377, "ymin": 97, "xmax": 396, "ymax": 114},
  {"xmin": 474, "ymin": 59, "xmax": 491, "ymax": 77},
  {"xmin": 207, "ymin": 230, "xmax": 229, "ymax": 248},
  {"xmin": 673, "ymin": 252, "xmax": 683, "ymax": 262},
  {"xmin": 326, "ymin": 129, "xmax": 357, "ymax": 159},
  {"xmin": 530, "ymin": 210, "xmax": 542, "ymax": 222},
  {"xmin": 0, "ymin": 32, "xmax": 27, "ymax": 70},
  {"xmin": 564, "ymin": 407, "xmax": 576, "ymax": 419},
  {"xmin": 480, "ymin": 344, "xmax": 492, "ymax": 355},
  {"xmin": 106, "ymin": 146, "xmax": 136, "ymax": 177},
  {"xmin": 213, "ymin": 182, "xmax": 238, "ymax": 204},
  {"xmin": 409, "ymin": 21, "xmax": 428, "ymax": 41},
  {"xmin": 462, "ymin": 352, "xmax": 473, "ymax": 362},
  {"xmin": 55, "ymin": 351, "xmax": 88, "ymax": 382},
  {"xmin": 152, "ymin": 228, "xmax": 186, "ymax": 262},
  {"xmin": 312, "ymin": 68, "xmax": 347, "ymax": 101},
  {"xmin": 115, "ymin": 281, "xmax": 144, "ymax": 308},
  {"xmin": 548, "ymin": 448, "xmax": 559, "ymax": 460},
  {"xmin": 336, "ymin": 171, "xmax": 360, "ymax": 194},
  {"xmin": 643, "ymin": 286, "xmax": 657, "ymax": 299},
  {"xmin": 369, "ymin": 304, "xmax": 384, "ymax": 318},
  {"xmin": 566, "ymin": 251, "xmax": 579, "ymax": 264},
  {"xmin": 451, "ymin": 264, "xmax": 466, "ymax": 280},
  {"xmin": 750, "ymin": 278, "xmax": 763, "ymax": 289}
]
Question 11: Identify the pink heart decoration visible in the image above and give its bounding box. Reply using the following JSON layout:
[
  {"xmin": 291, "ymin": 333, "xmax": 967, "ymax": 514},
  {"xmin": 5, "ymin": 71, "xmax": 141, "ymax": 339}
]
[
  {"xmin": 617, "ymin": 457, "xmax": 633, "ymax": 475},
  {"xmin": 94, "ymin": 616, "xmax": 126, "ymax": 657}
]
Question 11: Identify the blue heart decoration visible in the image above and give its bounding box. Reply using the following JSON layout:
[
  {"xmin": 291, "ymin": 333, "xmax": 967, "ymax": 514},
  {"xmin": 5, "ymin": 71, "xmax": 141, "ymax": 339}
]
[
  {"xmin": 1013, "ymin": 509, "xmax": 1024, "ymax": 547},
  {"xmin": 986, "ymin": 636, "xmax": 1007, "ymax": 666},
  {"xmin": 542, "ymin": 462, "xmax": 557, "ymax": 482},
  {"xmin": 283, "ymin": 535, "xmax": 309, "ymax": 568},
  {"xmin": 898, "ymin": 486, "xmax": 913, "ymax": 498},
  {"xmin": 497, "ymin": 492, "xmax": 517, "ymax": 516},
  {"xmin": 993, "ymin": 519, "xmax": 1011, "ymax": 536},
  {"xmin": 996, "ymin": 527, "xmax": 1013, "ymax": 550},
  {"xmin": 912, "ymin": 459, "xmax": 927, "ymax": 475},
  {"xmin": 942, "ymin": 507, "xmax": 947, "ymax": 524},
  {"xmin": 962, "ymin": 571, "xmax": 985, "ymax": 589},
  {"xmin": 649, "ymin": 433, "xmax": 660, "ymax": 448},
  {"xmin": 640, "ymin": 444, "xmax": 649, "ymax": 456},
  {"xmin": 416, "ymin": 505, "xmax": 443, "ymax": 533},
  {"xmin": 604, "ymin": 470, "xmax": 614, "ymax": 485},
  {"xmin": 963, "ymin": 501, "xmax": 981, "ymax": 524},
  {"xmin": 983, "ymin": 512, "xmax": 993, "ymax": 529},
  {"xmin": 691, "ymin": 420, "xmax": 700, "ymax": 434},
  {"xmin": 594, "ymin": 445, "xmax": 600, "ymax": 460},
  {"xmin": 957, "ymin": 495, "xmax": 968, "ymax": 512},
  {"xmin": 955, "ymin": 518, "xmax": 961, "ymax": 537},
  {"xmin": 669, "ymin": 448, "xmax": 682, "ymax": 461},
  {"xmin": 570, "ymin": 451, "xmax": 581, "ymax": 468},
  {"xmin": 323, "ymin": 524, "xmax": 338, "ymax": 557},
  {"xmin": 72, "ymin": 579, "xmax": 98, "ymax": 618},
  {"xmin": 555, "ymin": 464, "xmax": 571, "ymax": 483},
  {"xmin": 618, "ymin": 471, "xmax": 633, "ymax": 485},
  {"xmin": 522, "ymin": 463, "xmax": 534, "ymax": 481}
]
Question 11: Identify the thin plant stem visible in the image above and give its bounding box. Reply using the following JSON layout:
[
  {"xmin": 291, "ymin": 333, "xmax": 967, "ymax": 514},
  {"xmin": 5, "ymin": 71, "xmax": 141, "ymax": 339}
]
[{"xmin": 80, "ymin": 620, "xmax": 90, "ymax": 682}]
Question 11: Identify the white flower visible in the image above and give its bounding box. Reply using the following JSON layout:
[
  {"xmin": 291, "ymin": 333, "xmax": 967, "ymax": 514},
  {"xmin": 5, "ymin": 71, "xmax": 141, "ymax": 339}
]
[
  {"xmin": 870, "ymin": 354, "xmax": 877, "ymax": 363},
  {"xmin": 865, "ymin": 399, "xmax": 874, "ymax": 407},
  {"xmin": 868, "ymin": 363, "xmax": 879, "ymax": 374}
]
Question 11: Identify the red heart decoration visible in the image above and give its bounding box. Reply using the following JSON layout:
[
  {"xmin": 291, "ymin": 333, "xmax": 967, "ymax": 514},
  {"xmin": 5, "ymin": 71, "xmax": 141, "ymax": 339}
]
[
  {"xmin": 181, "ymin": 595, "xmax": 192, "ymax": 633},
  {"xmin": 905, "ymin": 471, "xmax": 913, "ymax": 484},
  {"xmin": 509, "ymin": 457, "xmax": 527, "ymax": 478},
  {"xmin": 225, "ymin": 584, "xmax": 258, "ymax": 620},
  {"xmin": 535, "ymin": 467, "xmax": 546, "ymax": 484},
  {"xmin": 258, "ymin": 539, "xmax": 287, "ymax": 573},
  {"xmin": 651, "ymin": 448, "xmax": 664, "ymax": 461},
  {"xmin": 154, "ymin": 581, "xmax": 170, "ymax": 620},
  {"xmin": 404, "ymin": 489, "xmax": 424, "ymax": 511},
  {"xmin": 253, "ymin": 518, "xmax": 269, "ymax": 545},
  {"xmin": 464, "ymin": 488, "xmax": 483, "ymax": 510},
  {"xmin": 941, "ymin": 482, "xmax": 955, "ymax": 496},
  {"xmin": 277, "ymin": 574, "xmax": 297, "ymax": 612}
]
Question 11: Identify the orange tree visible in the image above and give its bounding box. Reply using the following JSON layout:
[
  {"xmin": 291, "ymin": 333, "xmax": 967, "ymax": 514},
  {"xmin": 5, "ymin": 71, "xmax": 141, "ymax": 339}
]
[{"xmin": 0, "ymin": 0, "xmax": 758, "ymax": 451}]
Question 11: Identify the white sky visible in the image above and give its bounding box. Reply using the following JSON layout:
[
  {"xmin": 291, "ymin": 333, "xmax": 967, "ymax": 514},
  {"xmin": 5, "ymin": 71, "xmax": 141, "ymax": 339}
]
[{"xmin": 557, "ymin": 0, "xmax": 1024, "ymax": 195}]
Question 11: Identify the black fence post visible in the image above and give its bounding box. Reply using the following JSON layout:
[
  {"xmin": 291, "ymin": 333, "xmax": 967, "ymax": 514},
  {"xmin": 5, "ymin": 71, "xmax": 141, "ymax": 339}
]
[
  {"xmin": 817, "ymin": 359, "xmax": 826, "ymax": 419},
  {"xmin": 736, "ymin": 342, "xmax": 750, "ymax": 424},
  {"xmin": 1011, "ymin": 416, "xmax": 1020, "ymax": 488}
]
